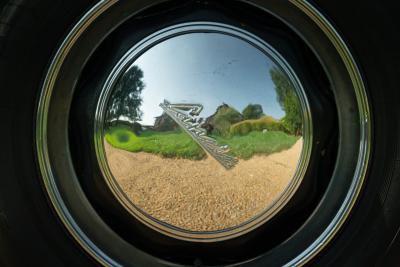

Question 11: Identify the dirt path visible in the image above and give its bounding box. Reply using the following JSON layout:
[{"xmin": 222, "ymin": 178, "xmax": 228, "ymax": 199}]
[{"xmin": 105, "ymin": 139, "xmax": 303, "ymax": 231}]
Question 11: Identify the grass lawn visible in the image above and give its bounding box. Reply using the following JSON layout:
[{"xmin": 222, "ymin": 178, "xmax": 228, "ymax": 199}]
[
  {"xmin": 105, "ymin": 126, "xmax": 299, "ymax": 160},
  {"xmin": 105, "ymin": 127, "xmax": 206, "ymax": 160},
  {"xmin": 215, "ymin": 131, "xmax": 299, "ymax": 160}
]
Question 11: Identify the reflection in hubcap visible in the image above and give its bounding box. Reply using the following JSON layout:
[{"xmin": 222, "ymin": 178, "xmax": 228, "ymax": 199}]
[
  {"xmin": 95, "ymin": 23, "xmax": 312, "ymax": 241},
  {"xmin": 160, "ymin": 100, "xmax": 238, "ymax": 169}
]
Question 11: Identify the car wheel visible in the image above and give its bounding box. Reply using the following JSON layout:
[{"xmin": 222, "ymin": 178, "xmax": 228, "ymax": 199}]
[{"xmin": 0, "ymin": 0, "xmax": 399, "ymax": 266}]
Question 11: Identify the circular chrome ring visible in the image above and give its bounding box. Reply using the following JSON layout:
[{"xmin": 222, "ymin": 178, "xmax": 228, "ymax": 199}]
[
  {"xmin": 94, "ymin": 22, "xmax": 313, "ymax": 242},
  {"xmin": 35, "ymin": 0, "xmax": 371, "ymax": 266},
  {"xmin": 286, "ymin": 1, "xmax": 371, "ymax": 265}
]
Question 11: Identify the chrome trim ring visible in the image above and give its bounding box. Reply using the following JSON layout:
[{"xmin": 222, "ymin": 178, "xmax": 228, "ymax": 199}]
[
  {"xmin": 285, "ymin": 1, "xmax": 371, "ymax": 266},
  {"xmin": 36, "ymin": 1, "xmax": 119, "ymax": 266},
  {"xmin": 35, "ymin": 0, "xmax": 371, "ymax": 266},
  {"xmin": 94, "ymin": 22, "xmax": 313, "ymax": 242}
]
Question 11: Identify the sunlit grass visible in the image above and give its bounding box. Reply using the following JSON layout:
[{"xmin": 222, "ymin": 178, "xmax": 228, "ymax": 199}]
[
  {"xmin": 105, "ymin": 127, "xmax": 206, "ymax": 160},
  {"xmin": 215, "ymin": 131, "xmax": 298, "ymax": 160},
  {"xmin": 105, "ymin": 126, "xmax": 298, "ymax": 160}
]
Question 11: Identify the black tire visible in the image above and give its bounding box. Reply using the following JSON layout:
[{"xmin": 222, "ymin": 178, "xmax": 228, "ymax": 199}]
[
  {"xmin": 0, "ymin": 0, "xmax": 399, "ymax": 266},
  {"xmin": 0, "ymin": 1, "xmax": 99, "ymax": 266}
]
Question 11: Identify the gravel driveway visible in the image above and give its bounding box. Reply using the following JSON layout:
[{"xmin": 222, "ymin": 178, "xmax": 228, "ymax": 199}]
[{"xmin": 105, "ymin": 139, "xmax": 302, "ymax": 231}]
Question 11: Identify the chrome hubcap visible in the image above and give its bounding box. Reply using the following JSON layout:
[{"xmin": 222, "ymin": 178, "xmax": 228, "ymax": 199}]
[{"xmin": 95, "ymin": 23, "xmax": 312, "ymax": 241}]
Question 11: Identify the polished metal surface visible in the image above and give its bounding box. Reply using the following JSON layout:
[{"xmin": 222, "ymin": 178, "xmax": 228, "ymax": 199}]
[
  {"xmin": 159, "ymin": 100, "xmax": 238, "ymax": 169},
  {"xmin": 286, "ymin": 1, "xmax": 371, "ymax": 266},
  {"xmin": 96, "ymin": 25, "xmax": 312, "ymax": 241},
  {"xmin": 36, "ymin": 2, "xmax": 120, "ymax": 266},
  {"xmin": 35, "ymin": 0, "xmax": 371, "ymax": 266}
]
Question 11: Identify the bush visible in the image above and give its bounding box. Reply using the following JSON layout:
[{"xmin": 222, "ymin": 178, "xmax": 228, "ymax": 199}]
[
  {"xmin": 229, "ymin": 116, "xmax": 286, "ymax": 136},
  {"xmin": 242, "ymin": 104, "xmax": 264, "ymax": 120},
  {"xmin": 212, "ymin": 119, "xmax": 232, "ymax": 136},
  {"xmin": 235, "ymin": 121, "xmax": 252, "ymax": 135},
  {"xmin": 209, "ymin": 105, "xmax": 243, "ymax": 137}
]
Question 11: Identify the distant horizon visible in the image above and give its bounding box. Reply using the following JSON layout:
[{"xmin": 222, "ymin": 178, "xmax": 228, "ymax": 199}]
[
  {"xmin": 116, "ymin": 101, "xmax": 280, "ymax": 126},
  {"xmin": 125, "ymin": 32, "xmax": 287, "ymax": 125}
]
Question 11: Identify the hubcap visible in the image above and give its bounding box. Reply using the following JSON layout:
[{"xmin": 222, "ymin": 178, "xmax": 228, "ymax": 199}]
[{"xmin": 95, "ymin": 23, "xmax": 312, "ymax": 241}]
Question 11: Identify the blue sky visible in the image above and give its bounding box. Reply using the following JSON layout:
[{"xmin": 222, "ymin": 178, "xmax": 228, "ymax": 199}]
[{"xmin": 133, "ymin": 32, "xmax": 285, "ymax": 125}]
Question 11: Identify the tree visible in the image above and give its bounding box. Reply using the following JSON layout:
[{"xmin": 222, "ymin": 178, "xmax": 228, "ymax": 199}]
[
  {"xmin": 270, "ymin": 67, "xmax": 302, "ymax": 135},
  {"xmin": 106, "ymin": 65, "xmax": 145, "ymax": 126},
  {"xmin": 206, "ymin": 104, "xmax": 243, "ymax": 136},
  {"xmin": 242, "ymin": 104, "xmax": 264, "ymax": 120}
]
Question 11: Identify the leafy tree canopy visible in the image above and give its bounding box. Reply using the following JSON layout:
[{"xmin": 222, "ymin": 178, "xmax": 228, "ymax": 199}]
[
  {"xmin": 106, "ymin": 65, "xmax": 145, "ymax": 125},
  {"xmin": 242, "ymin": 104, "xmax": 264, "ymax": 120},
  {"xmin": 270, "ymin": 67, "xmax": 302, "ymax": 135}
]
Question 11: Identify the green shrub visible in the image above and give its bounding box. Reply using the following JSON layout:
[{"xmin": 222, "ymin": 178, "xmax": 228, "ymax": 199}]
[
  {"xmin": 229, "ymin": 116, "xmax": 286, "ymax": 136},
  {"xmin": 209, "ymin": 105, "xmax": 243, "ymax": 137},
  {"xmin": 212, "ymin": 119, "xmax": 231, "ymax": 136},
  {"xmin": 242, "ymin": 104, "xmax": 264, "ymax": 120},
  {"xmin": 236, "ymin": 121, "xmax": 252, "ymax": 135}
]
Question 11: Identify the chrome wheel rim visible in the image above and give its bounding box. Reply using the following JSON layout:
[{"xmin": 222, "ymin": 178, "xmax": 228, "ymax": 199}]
[
  {"xmin": 35, "ymin": 0, "xmax": 371, "ymax": 266},
  {"xmin": 94, "ymin": 22, "xmax": 313, "ymax": 242}
]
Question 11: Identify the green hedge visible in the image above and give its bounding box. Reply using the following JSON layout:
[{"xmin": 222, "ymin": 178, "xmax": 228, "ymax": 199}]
[{"xmin": 229, "ymin": 116, "xmax": 286, "ymax": 136}]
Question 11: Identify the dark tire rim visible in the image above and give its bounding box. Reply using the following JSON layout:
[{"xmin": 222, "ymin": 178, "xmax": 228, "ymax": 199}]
[{"xmin": 35, "ymin": 1, "xmax": 371, "ymax": 266}]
